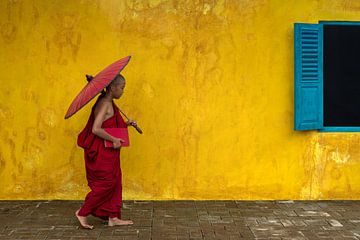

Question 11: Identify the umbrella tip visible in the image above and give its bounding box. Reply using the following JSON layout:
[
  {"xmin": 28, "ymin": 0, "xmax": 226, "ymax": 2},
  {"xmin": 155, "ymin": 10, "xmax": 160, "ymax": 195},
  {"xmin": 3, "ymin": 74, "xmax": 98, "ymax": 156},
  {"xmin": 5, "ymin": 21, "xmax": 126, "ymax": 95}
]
[{"xmin": 86, "ymin": 74, "xmax": 94, "ymax": 82}]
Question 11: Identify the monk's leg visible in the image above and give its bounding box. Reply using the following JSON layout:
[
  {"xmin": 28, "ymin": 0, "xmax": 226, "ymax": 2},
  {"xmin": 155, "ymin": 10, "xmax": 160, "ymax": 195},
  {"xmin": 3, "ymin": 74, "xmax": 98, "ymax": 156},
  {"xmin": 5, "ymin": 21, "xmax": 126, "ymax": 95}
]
[
  {"xmin": 75, "ymin": 209, "xmax": 94, "ymax": 229},
  {"xmin": 76, "ymin": 180, "xmax": 115, "ymax": 228},
  {"xmin": 108, "ymin": 217, "xmax": 133, "ymax": 226},
  {"xmin": 78, "ymin": 181, "xmax": 115, "ymax": 216},
  {"xmin": 107, "ymin": 171, "xmax": 134, "ymax": 226}
]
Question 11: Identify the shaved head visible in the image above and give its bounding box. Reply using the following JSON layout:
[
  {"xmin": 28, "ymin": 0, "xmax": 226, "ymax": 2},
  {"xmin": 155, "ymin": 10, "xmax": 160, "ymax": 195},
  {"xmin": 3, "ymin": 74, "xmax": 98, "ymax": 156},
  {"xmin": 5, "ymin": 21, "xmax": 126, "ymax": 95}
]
[{"xmin": 106, "ymin": 74, "xmax": 125, "ymax": 90}]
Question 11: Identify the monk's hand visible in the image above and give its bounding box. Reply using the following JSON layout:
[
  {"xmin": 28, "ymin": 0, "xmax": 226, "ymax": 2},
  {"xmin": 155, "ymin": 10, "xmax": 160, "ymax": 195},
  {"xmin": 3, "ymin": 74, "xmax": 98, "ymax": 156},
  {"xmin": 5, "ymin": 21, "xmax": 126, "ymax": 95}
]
[
  {"xmin": 113, "ymin": 138, "xmax": 125, "ymax": 149},
  {"xmin": 126, "ymin": 119, "xmax": 137, "ymax": 127}
]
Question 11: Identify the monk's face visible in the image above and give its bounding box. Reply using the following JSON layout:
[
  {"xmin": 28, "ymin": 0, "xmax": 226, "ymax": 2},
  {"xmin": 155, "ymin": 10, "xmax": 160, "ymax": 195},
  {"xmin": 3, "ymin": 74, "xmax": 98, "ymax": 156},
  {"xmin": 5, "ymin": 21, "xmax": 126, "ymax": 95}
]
[{"xmin": 111, "ymin": 79, "xmax": 125, "ymax": 99}]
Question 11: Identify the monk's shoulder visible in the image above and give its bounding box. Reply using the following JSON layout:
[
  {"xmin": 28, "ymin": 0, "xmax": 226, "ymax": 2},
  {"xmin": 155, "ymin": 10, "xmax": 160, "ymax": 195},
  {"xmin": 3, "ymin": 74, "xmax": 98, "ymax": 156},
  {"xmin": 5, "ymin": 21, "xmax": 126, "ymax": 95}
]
[{"xmin": 94, "ymin": 98, "xmax": 111, "ymax": 115}]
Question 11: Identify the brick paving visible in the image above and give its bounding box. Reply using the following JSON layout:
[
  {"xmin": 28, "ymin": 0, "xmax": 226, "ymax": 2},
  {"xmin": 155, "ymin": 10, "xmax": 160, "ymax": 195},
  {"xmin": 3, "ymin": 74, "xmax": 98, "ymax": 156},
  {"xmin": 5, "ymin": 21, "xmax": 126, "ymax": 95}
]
[{"xmin": 1, "ymin": 200, "xmax": 360, "ymax": 239}]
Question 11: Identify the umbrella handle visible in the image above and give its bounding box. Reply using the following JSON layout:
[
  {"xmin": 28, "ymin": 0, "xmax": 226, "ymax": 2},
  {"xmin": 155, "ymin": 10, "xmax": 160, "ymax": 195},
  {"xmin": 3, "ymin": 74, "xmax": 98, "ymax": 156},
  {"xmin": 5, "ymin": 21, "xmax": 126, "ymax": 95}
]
[
  {"xmin": 132, "ymin": 125, "xmax": 143, "ymax": 134},
  {"xmin": 119, "ymin": 108, "xmax": 143, "ymax": 134}
]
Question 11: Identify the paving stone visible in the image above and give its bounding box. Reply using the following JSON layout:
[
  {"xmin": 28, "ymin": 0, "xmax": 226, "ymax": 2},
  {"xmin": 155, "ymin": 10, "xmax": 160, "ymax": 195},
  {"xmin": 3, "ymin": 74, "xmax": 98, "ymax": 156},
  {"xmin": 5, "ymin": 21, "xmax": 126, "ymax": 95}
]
[
  {"xmin": 1, "ymin": 200, "xmax": 360, "ymax": 239},
  {"xmin": 328, "ymin": 219, "xmax": 344, "ymax": 227}
]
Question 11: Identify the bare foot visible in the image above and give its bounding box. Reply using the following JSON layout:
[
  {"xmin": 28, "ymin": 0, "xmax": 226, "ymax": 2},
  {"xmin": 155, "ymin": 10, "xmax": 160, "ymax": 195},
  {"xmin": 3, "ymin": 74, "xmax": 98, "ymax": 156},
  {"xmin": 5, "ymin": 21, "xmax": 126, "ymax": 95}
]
[
  {"xmin": 108, "ymin": 217, "xmax": 134, "ymax": 226},
  {"xmin": 75, "ymin": 209, "xmax": 94, "ymax": 229}
]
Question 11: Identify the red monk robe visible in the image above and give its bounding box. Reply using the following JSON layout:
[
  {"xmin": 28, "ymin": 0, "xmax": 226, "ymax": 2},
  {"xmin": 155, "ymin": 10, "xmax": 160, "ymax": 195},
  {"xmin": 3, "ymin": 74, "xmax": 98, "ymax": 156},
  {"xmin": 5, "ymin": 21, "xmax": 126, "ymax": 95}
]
[{"xmin": 77, "ymin": 99, "xmax": 127, "ymax": 220}]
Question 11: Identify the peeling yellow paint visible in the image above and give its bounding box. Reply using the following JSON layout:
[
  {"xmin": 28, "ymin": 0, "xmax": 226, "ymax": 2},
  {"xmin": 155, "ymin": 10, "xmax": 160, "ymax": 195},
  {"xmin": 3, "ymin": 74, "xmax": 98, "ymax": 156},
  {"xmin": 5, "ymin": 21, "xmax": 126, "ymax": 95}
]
[
  {"xmin": 331, "ymin": 148, "xmax": 350, "ymax": 164},
  {"xmin": 1, "ymin": 0, "xmax": 360, "ymax": 200},
  {"xmin": 301, "ymin": 134, "xmax": 360, "ymax": 199}
]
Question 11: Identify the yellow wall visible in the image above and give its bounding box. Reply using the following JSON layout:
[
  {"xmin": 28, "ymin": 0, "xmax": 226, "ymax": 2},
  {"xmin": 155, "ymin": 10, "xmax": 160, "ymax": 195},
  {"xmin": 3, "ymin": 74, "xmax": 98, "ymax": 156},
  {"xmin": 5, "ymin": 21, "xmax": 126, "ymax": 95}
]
[{"xmin": 1, "ymin": 0, "xmax": 360, "ymax": 200}]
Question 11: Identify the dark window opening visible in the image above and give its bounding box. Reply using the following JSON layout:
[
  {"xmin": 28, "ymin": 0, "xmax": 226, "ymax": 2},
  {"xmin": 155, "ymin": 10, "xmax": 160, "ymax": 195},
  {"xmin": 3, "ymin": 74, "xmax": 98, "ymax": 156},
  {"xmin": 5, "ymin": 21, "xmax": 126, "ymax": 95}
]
[{"xmin": 323, "ymin": 25, "xmax": 360, "ymax": 126}]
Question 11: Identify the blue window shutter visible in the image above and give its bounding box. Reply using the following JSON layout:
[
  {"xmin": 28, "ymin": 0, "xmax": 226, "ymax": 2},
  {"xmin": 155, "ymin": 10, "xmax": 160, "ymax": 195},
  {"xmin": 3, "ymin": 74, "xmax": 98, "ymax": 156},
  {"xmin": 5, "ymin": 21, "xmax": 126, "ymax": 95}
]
[{"xmin": 294, "ymin": 23, "xmax": 323, "ymax": 130}]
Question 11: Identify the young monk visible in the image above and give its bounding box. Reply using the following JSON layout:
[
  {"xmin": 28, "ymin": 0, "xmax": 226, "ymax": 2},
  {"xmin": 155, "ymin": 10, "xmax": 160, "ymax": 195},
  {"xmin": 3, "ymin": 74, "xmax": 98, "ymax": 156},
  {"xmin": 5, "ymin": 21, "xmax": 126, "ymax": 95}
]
[{"xmin": 75, "ymin": 74, "xmax": 136, "ymax": 229}]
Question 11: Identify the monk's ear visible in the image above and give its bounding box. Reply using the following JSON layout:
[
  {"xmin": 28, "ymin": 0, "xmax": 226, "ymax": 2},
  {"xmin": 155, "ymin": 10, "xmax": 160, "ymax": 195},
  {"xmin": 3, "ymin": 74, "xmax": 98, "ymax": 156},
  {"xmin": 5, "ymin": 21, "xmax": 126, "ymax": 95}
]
[{"xmin": 109, "ymin": 83, "xmax": 116, "ymax": 92}]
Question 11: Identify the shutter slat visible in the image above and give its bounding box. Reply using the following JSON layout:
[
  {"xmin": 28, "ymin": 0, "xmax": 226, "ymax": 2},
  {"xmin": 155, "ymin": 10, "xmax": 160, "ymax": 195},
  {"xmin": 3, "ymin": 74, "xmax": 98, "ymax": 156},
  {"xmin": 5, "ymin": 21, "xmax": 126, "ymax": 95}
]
[
  {"xmin": 301, "ymin": 40, "xmax": 318, "ymax": 44},
  {"xmin": 302, "ymin": 68, "xmax": 318, "ymax": 71}
]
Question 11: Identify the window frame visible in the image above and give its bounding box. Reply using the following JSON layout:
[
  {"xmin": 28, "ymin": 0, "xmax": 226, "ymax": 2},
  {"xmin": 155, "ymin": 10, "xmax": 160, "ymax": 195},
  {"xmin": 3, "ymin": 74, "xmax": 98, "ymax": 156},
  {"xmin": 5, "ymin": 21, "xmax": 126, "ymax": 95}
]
[{"xmin": 294, "ymin": 20, "xmax": 360, "ymax": 132}]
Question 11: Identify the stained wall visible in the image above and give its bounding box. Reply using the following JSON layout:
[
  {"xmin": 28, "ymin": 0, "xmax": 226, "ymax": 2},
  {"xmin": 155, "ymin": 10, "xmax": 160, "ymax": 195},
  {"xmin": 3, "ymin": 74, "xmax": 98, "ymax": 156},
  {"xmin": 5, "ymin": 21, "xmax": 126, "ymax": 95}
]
[{"xmin": 0, "ymin": 0, "xmax": 360, "ymax": 200}]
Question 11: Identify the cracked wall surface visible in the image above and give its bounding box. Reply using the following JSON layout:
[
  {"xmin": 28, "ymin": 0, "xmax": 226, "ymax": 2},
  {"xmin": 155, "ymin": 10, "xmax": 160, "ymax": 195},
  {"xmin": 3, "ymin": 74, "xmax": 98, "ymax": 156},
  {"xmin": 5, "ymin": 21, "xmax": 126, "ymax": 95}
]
[{"xmin": 0, "ymin": 0, "xmax": 360, "ymax": 200}]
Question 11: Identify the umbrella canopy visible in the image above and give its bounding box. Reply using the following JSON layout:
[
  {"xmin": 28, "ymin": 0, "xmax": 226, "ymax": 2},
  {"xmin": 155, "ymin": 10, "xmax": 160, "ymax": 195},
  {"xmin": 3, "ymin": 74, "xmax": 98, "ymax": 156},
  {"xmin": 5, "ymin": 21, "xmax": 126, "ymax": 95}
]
[{"xmin": 64, "ymin": 56, "xmax": 131, "ymax": 119}]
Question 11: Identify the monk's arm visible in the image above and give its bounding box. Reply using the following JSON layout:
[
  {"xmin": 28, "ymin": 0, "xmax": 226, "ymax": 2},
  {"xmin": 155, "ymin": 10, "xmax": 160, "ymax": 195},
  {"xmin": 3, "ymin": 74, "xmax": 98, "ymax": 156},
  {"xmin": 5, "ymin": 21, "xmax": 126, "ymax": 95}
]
[{"xmin": 92, "ymin": 101, "xmax": 117, "ymax": 142}]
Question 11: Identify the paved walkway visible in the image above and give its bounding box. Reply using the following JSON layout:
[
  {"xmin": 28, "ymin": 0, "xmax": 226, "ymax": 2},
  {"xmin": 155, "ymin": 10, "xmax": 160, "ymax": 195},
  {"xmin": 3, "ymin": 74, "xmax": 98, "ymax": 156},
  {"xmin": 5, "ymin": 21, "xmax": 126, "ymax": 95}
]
[{"xmin": 0, "ymin": 200, "xmax": 360, "ymax": 239}]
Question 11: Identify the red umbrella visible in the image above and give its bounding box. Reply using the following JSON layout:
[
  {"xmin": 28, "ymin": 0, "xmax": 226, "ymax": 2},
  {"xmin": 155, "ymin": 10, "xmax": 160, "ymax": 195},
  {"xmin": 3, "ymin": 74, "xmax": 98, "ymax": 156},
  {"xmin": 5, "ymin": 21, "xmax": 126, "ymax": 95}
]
[{"xmin": 64, "ymin": 56, "xmax": 131, "ymax": 119}]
